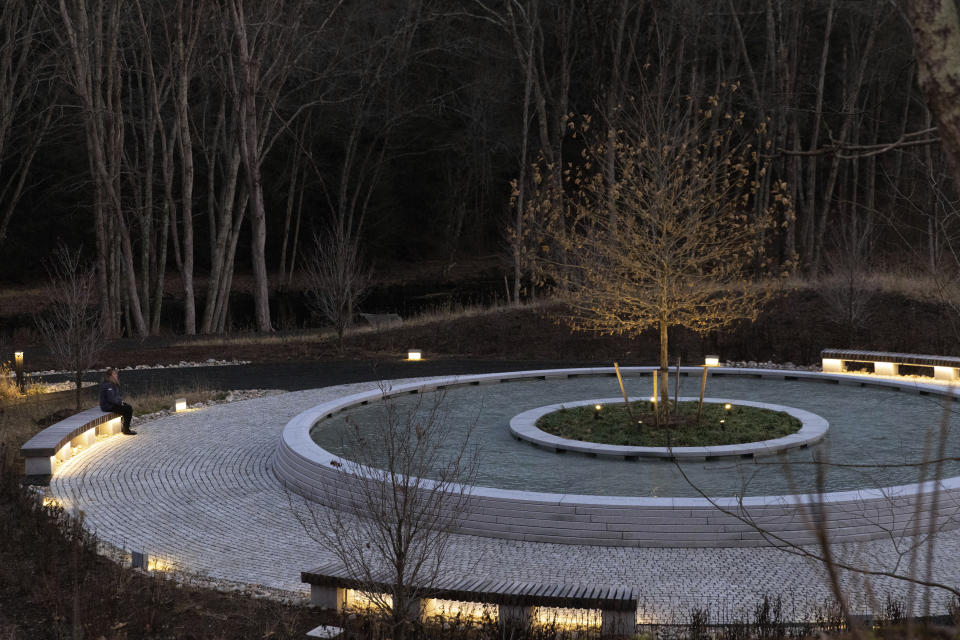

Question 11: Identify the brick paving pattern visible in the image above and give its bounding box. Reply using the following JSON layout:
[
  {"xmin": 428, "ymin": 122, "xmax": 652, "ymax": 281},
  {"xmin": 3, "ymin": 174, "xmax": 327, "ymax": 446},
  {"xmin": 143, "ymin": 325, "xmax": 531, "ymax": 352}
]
[{"xmin": 50, "ymin": 380, "xmax": 960, "ymax": 622}]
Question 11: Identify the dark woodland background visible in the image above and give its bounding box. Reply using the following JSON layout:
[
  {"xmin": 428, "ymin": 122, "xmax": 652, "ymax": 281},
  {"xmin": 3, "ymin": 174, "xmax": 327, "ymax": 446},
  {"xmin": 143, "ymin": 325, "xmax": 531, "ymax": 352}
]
[{"xmin": 0, "ymin": 0, "xmax": 957, "ymax": 338}]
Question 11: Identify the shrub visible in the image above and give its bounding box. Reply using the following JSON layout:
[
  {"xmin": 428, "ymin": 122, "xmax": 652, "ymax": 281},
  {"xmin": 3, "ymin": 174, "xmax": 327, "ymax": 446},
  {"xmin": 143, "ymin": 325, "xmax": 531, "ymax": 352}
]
[{"xmin": 0, "ymin": 362, "xmax": 20, "ymax": 402}]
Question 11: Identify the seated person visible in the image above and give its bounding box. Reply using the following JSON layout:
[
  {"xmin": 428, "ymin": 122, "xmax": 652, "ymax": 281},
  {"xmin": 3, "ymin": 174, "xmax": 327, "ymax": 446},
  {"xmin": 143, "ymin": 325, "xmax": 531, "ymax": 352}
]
[{"xmin": 99, "ymin": 367, "xmax": 135, "ymax": 435}]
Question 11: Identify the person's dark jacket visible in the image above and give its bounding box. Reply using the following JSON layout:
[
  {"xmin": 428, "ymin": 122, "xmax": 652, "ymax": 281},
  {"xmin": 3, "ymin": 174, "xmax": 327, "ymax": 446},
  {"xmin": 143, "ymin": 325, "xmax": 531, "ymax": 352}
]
[{"xmin": 99, "ymin": 381, "xmax": 123, "ymax": 412}]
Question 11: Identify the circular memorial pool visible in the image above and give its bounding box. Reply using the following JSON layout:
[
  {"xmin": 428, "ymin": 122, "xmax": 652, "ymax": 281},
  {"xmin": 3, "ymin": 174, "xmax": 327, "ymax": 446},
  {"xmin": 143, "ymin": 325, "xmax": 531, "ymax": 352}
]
[{"xmin": 308, "ymin": 372, "xmax": 960, "ymax": 498}]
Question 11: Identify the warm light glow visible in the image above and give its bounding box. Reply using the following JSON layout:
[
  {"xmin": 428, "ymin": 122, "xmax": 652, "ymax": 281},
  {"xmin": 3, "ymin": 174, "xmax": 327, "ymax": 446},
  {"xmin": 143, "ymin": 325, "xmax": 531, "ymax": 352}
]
[
  {"xmin": 874, "ymin": 361, "xmax": 898, "ymax": 376},
  {"xmin": 345, "ymin": 589, "xmax": 391, "ymax": 611},
  {"xmin": 821, "ymin": 358, "xmax": 844, "ymax": 373},
  {"xmin": 534, "ymin": 606, "xmax": 601, "ymax": 630},
  {"xmin": 74, "ymin": 427, "xmax": 96, "ymax": 449},
  {"xmin": 106, "ymin": 416, "xmax": 122, "ymax": 435},
  {"xmin": 174, "ymin": 398, "xmax": 187, "ymax": 412},
  {"xmin": 407, "ymin": 349, "xmax": 422, "ymax": 361},
  {"xmin": 935, "ymin": 366, "xmax": 958, "ymax": 382},
  {"xmin": 724, "ymin": 403, "xmax": 732, "ymax": 411},
  {"xmin": 649, "ymin": 396, "xmax": 657, "ymax": 403},
  {"xmin": 147, "ymin": 557, "xmax": 174, "ymax": 572},
  {"xmin": 13, "ymin": 351, "xmax": 23, "ymax": 393},
  {"xmin": 704, "ymin": 355, "xmax": 720, "ymax": 367},
  {"xmin": 594, "ymin": 404, "xmax": 602, "ymax": 411},
  {"xmin": 42, "ymin": 496, "xmax": 63, "ymax": 508},
  {"xmin": 426, "ymin": 599, "xmax": 496, "ymax": 622}
]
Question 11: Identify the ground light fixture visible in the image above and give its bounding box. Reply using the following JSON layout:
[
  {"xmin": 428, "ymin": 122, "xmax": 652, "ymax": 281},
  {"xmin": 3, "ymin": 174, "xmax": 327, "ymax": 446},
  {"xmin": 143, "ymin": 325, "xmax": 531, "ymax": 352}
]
[
  {"xmin": 174, "ymin": 398, "xmax": 187, "ymax": 412},
  {"xmin": 407, "ymin": 349, "xmax": 422, "ymax": 361},
  {"xmin": 593, "ymin": 404, "xmax": 602, "ymax": 419},
  {"xmin": 14, "ymin": 350, "xmax": 23, "ymax": 393}
]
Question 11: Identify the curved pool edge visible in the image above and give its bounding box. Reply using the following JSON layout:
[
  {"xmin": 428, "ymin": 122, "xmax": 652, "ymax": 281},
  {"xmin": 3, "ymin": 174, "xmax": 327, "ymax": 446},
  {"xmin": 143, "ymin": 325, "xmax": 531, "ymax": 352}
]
[
  {"xmin": 273, "ymin": 366, "xmax": 960, "ymax": 547},
  {"xmin": 509, "ymin": 396, "xmax": 828, "ymax": 459}
]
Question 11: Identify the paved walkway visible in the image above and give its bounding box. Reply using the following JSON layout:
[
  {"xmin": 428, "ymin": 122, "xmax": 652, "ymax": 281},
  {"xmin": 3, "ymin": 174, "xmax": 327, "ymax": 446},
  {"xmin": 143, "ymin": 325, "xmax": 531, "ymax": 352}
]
[{"xmin": 50, "ymin": 379, "xmax": 960, "ymax": 623}]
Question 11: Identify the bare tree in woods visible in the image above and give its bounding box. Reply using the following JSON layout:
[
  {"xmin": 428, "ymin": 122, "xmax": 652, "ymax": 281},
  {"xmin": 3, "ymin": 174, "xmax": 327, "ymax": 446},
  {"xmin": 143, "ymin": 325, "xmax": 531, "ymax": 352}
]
[
  {"xmin": 167, "ymin": 0, "xmax": 204, "ymax": 335},
  {"xmin": 541, "ymin": 95, "xmax": 790, "ymax": 419},
  {"xmin": 125, "ymin": 0, "xmax": 170, "ymax": 335},
  {"xmin": 886, "ymin": 145, "xmax": 960, "ymax": 344},
  {"xmin": 219, "ymin": 0, "xmax": 281, "ymax": 333},
  {"xmin": 125, "ymin": 0, "xmax": 248, "ymax": 337},
  {"xmin": 298, "ymin": 5, "xmax": 419, "ymax": 341},
  {"xmin": 300, "ymin": 0, "xmax": 428, "ymax": 338},
  {"xmin": 0, "ymin": 0, "xmax": 51, "ymax": 250},
  {"xmin": 470, "ymin": 0, "xmax": 579, "ymax": 304},
  {"xmin": 131, "ymin": 0, "xmax": 206, "ymax": 335},
  {"xmin": 293, "ymin": 390, "xmax": 478, "ymax": 639},
  {"xmin": 35, "ymin": 247, "xmax": 105, "ymax": 410},
  {"xmin": 304, "ymin": 226, "xmax": 370, "ymax": 347},
  {"xmin": 218, "ymin": 0, "xmax": 342, "ymax": 332},
  {"xmin": 816, "ymin": 228, "xmax": 877, "ymax": 346},
  {"xmin": 277, "ymin": 117, "xmax": 311, "ymax": 288},
  {"xmin": 192, "ymin": 83, "xmax": 247, "ymax": 335},
  {"xmin": 57, "ymin": 0, "xmax": 149, "ymax": 338}
]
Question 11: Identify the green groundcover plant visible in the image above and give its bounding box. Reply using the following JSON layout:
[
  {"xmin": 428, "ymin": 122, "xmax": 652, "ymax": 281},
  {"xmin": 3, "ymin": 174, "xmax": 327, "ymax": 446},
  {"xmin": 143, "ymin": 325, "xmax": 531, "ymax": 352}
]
[{"xmin": 536, "ymin": 401, "xmax": 800, "ymax": 447}]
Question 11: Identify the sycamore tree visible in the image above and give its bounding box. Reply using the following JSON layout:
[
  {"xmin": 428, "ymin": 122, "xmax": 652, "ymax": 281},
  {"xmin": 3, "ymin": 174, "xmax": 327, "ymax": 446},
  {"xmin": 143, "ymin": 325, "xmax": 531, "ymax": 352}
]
[{"xmin": 539, "ymin": 93, "xmax": 792, "ymax": 419}]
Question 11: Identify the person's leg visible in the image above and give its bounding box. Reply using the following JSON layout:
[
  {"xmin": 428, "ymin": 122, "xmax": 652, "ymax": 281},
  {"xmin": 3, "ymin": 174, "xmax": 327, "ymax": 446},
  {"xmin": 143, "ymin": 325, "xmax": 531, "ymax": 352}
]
[{"xmin": 120, "ymin": 403, "xmax": 135, "ymax": 434}]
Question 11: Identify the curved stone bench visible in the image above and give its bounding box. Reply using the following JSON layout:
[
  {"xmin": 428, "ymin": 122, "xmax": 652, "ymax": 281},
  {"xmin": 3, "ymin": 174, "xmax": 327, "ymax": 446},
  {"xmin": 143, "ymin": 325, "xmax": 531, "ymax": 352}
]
[
  {"xmin": 822, "ymin": 348, "xmax": 960, "ymax": 381},
  {"xmin": 21, "ymin": 407, "xmax": 121, "ymax": 479},
  {"xmin": 303, "ymin": 561, "xmax": 636, "ymax": 635},
  {"xmin": 273, "ymin": 366, "xmax": 960, "ymax": 548},
  {"xmin": 509, "ymin": 397, "xmax": 828, "ymax": 460}
]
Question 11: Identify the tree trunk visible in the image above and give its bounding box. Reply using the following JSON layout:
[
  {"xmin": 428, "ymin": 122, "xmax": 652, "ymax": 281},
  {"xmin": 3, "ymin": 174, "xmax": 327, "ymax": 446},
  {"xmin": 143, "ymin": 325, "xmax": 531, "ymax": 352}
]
[
  {"xmin": 278, "ymin": 138, "xmax": 305, "ymax": 285},
  {"xmin": 174, "ymin": 0, "xmax": 197, "ymax": 334},
  {"xmin": 907, "ymin": 0, "xmax": 960, "ymax": 181},
  {"xmin": 248, "ymin": 179, "xmax": 272, "ymax": 332},
  {"xmin": 287, "ymin": 183, "xmax": 304, "ymax": 284},
  {"xmin": 176, "ymin": 125, "xmax": 197, "ymax": 335},
  {"xmin": 117, "ymin": 222, "xmax": 148, "ymax": 336},
  {"xmin": 512, "ymin": 9, "xmax": 535, "ymax": 306},
  {"xmin": 151, "ymin": 202, "xmax": 168, "ymax": 333},
  {"xmin": 802, "ymin": 0, "xmax": 835, "ymax": 272},
  {"xmin": 659, "ymin": 313, "xmax": 669, "ymax": 418},
  {"xmin": 228, "ymin": 0, "xmax": 273, "ymax": 332}
]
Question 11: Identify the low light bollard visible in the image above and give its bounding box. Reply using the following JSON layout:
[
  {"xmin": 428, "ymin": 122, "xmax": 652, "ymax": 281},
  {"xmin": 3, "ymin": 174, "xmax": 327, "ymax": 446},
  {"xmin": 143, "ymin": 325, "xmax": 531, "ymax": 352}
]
[{"xmin": 14, "ymin": 350, "xmax": 24, "ymax": 393}]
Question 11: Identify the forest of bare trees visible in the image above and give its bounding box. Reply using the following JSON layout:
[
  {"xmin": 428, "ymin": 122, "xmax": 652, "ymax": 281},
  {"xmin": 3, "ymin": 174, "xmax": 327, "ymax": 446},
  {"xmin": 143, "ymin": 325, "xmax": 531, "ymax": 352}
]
[{"xmin": 1, "ymin": 0, "xmax": 959, "ymax": 336}]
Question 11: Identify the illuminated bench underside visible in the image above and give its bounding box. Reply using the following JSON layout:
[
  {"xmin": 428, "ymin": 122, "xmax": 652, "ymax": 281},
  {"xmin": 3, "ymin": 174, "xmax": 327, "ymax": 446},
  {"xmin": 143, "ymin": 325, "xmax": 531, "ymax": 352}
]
[
  {"xmin": 821, "ymin": 349, "xmax": 960, "ymax": 381},
  {"xmin": 20, "ymin": 408, "xmax": 122, "ymax": 478},
  {"xmin": 302, "ymin": 562, "xmax": 636, "ymax": 636}
]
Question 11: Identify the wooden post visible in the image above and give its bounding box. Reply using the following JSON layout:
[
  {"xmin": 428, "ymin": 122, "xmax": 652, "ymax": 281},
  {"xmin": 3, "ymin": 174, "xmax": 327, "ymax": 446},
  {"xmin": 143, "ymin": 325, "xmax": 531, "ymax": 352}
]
[
  {"xmin": 696, "ymin": 366, "xmax": 708, "ymax": 424},
  {"xmin": 613, "ymin": 362, "xmax": 635, "ymax": 421},
  {"xmin": 673, "ymin": 357, "xmax": 681, "ymax": 415},
  {"xmin": 652, "ymin": 371, "xmax": 659, "ymax": 426}
]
